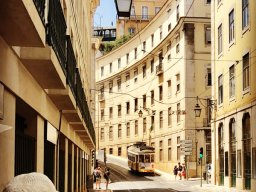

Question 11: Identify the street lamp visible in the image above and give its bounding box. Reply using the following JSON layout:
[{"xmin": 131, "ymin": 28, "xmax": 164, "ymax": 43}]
[
  {"xmin": 137, "ymin": 107, "xmax": 156, "ymax": 117},
  {"xmin": 114, "ymin": 0, "xmax": 133, "ymax": 18},
  {"xmin": 194, "ymin": 96, "xmax": 202, "ymax": 117}
]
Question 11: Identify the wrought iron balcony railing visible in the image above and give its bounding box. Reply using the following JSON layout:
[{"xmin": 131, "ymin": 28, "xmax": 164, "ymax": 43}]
[
  {"xmin": 66, "ymin": 35, "xmax": 76, "ymax": 97},
  {"xmin": 156, "ymin": 63, "xmax": 163, "ymax": 75},
  {"xmin": 33, "ymin": 0, "xmax": 45, "ymax": 24},
  {"xmin": 76, "ymin": 71, "xmax": 96, "ymax": 145},
  {"xmin": 47, "ymin": 0, "xmax": 67, "ymax": 75}
]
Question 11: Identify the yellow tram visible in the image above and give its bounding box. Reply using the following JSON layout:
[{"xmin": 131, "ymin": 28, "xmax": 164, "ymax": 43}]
[{"xmin": 127, "ymin": 142, "xmax": 155, "ymax": 173}]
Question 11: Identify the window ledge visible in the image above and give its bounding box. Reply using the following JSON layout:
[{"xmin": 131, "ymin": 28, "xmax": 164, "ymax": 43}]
[
  {"xmin": 229, "ymin": 96, "xmax": 235, "ymax": 103},
  {"xmin": 229, "ymin": 41, "xmax": 235, "ymax": 49},
  {"xmin": 242, "ymin": 26, "xmax": 250, "ymax": 36},
  {"xmin": 242, "ymin": 88, "xmax": 250, "ymax": 96},
  {"xmin": 218, "ymin": 52, "xmax": 223, "ymax": 59}
]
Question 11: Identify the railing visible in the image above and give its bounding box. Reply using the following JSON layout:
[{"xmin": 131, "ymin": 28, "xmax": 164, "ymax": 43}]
[
  {"xmin": 47, "ymin": 0, "xmax": 67, "ymax": 75},
  {"xmin": 156, "ymin": 63, "xmax": 163, "ymax": 74},
  {"xmin": 66, "ymin": 35, "xmax": 77, "ymax": 97},
  {"xmin": 33, "ymin": 0, "xmax": 45, "ymax": 24},
  {"xmin": 76, "ymin": 71, "xmax": 96, "ymax": 145},
  {"xmin": 130, "ymin": 15, "xmax": 155, "ymax": 21}
]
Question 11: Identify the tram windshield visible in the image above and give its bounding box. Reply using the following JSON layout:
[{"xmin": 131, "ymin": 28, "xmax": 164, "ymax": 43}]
[
  {"xmin": 139, "ymin": 155, "xmax": 144, "ymax": 162},
  {"xmin": 145, "ymin": 155, "xmax": 150, "ymax": 163}
]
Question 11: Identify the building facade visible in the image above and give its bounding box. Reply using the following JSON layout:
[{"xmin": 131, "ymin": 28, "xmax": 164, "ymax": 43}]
[
  {"xmin": 96, "ymin": 0, "xmax": 212, "ymax": 176},
  {"xmin": 0, "ymin": 0, "xmax": 98, "ymax": 191},
  {"xmin": 211, "ymin": 0, "xmax": 256, "ymax": 190},
  {"xmin": 116, "ymin": 0, "xmax": 166, "ymax": 38}
]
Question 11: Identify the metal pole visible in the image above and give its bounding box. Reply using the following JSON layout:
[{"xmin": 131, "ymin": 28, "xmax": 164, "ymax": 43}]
[
  {"xmin": 186, "ymin": 155, "xmax": 189, "ymax": 180},
  {"xmin": 200, "ymin": 158, "xmax": 202, "ymax": 187}
]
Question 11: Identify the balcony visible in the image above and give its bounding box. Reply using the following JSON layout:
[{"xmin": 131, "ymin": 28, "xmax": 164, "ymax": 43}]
[
  {"xmin": 93, "ymin": 27, "xmax": 116, "ymax": 42},
  {"xmin": 129, "ymin": 15, "xmax": 154, "ymax": 21},
  {"xmin": 0, "ymin": 0, "xmax": 45, "ymax": 46},
  {"xmin": 156, "ymin": 63, "xmax": 163, "ymax": 75}
]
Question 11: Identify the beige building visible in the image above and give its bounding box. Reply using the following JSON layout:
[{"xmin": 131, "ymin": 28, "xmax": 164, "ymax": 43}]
[
  {"xmin": 116, "ymin": 0, "xmax": 166, "ymax": 38},
  {"xmin": 0, "ymin": 0, "xmax": 98, "ymax": 191},
  {"xmin": 211, "ymin": 0, "xmax": 256, "ymax": 190},
  {"xmin": 96, "ymin": 0, "xmax": 212, "ymax": 176}
]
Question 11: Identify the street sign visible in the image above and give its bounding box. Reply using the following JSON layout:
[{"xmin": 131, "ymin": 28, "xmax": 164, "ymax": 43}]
[
  {"xmin": 182, "ymin": 151, "xmax": 192, "ymax": 155},
  {"xmin": 181, "ymin": 148, "xmax": 192, "ymax": 152},
  {"xmin": 180, "ymin": 140, "xmax": 192, "ymax": 144},
  {"xmin": 181, "ymin": 143, "xmax": 193, "ymax": 148}
]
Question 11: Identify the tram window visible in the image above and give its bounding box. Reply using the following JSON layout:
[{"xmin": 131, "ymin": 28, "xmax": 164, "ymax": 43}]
[
  {"xmin": 145, "ymin": 155, "xmax": 150, "ymax": 163},
  {"xmin": 151, "ymin": 154, "xmax": 155, "ymax": 162},
  {"xmin": 139, "ymin": 155, "xmax": 144, "ymax": 162}
]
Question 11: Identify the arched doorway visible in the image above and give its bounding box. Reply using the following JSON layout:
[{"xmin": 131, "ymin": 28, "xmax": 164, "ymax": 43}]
[
  {"xmin": 229, "ymin": 118, "xmax": 236, "ymax": 187},
  {"xmin": 218, "ymin": 123, "xmax": 224, "ymax": 185},
  {"xmin": 242, "ymin": 113, "xmax": 251, "ymax": 190}
]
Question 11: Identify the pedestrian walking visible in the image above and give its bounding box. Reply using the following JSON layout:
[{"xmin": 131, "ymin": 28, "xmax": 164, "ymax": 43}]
[
  {"xmin": 95, "ymin": 166, "xmax": 102, "ymax": 189},
  {"xmin": 177, "ymin": 162, "xmax": 182, "ymax": 180},
  {"xmin": 104, "ymin": 168, "xmax": 111, "ymax": 190},
  {"xmin": 173, "ymin": 165, "xmax": 178, "ymax": 180},
  {"xmin": 181, "ymin": 163, "xmax": 186, "ymax": 180}
]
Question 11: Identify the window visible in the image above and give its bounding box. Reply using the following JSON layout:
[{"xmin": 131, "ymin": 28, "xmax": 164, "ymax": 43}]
[
  {"xmin": 151, "ymin": 59, "xmax": 154, "ymax": 73},
  {"xmin": 168, "ymin": 23, "xmax": 171, "ymax": 31},
  {"xmin": 100, "ymin": 128, "xmax": 104, "ymax": 141},
  {"xmin": 206, "ymin": 0, "xmax": 211, "ymax": 4},
  {"xmin": 126, "ymin": 122, "xmax": 130, "ymax": 137},
  {"xmin": 117, "ymin": 78, "xmax": 121, "ymax": 91},
  {"xmin": 109, "ymin": 148, "xmax": 113, "ymax": 154},
  {"xmin": 176, "ymin": 44, "xmax": 180, "ymax": 53},
  {"xmin": 118, "ymin": 147, "xmax": 121, "ymax": 156},
  {"xmin": 159, "ymin": 25, "xmax": 162, "ymax": 40},
  {"xmin": 143, "ymin": 95, "xmax": 146, "ymax": 108},
  {"xmin": 134, "ymin": 48, "xmax": 137, "ymax": 59},
  {"xmin": 159, "ymin": 52, "xmax": 163, "ymax": 64},
  {"xmin": 109, "ymin": 81, "xmax": 113, "ymax": 93},
  {"xmin": 143, "ymin": 65, "xmax": 146, "ymax": 78},
  {"xmin": 168, "ymin": 80, "xmax": 172, "ymax": 97},
  {"xmin": 100, "ymin": 109, "xmax": 104, "ymax": 121},
  {"xmin": 109, "ymin": 126, "xmax": 113, "ymax": 140},
  {"xmin": 159, "ymin": 111, "xmax": 163, "ymax": 129},
  {"xmin": 128, "ymin": 27, "xmax": 135, "ymax": 34},
  {"xmin": 159, "ymin": 140, "xmax": 163, "ymax": 161},
  {"xmin": 118, "ymin": 124, "xmax": 122, "ymax": 138},
  {"xmin": 155, "ymin": 7, "xmax": 161, "ymax": 14},
  {"xmin": 109, "ymin": 62, "xmax": 112, "ymax": 73},
  {"xmin": 134, "ymin": 68, "xmax": 138, "ymax": 83},
  {"xmin": 159, "ymin": 85, "xmax": 163, "ymax": 101},
  {"xmin": 151, "ymin": 90, "xmax": 154, "ymax": 105},
  {"xmin": 243, "ymin": 53, "xmax": 250, "ymax": 90},
  {"xmin": 151, "ymin": 34, "xmax": 154, "ymax": 47},
  {"xmin": 130, "ymin": 6, "xmax": 135, "ymax": 17},
  {"xmin": 177, "ymin": 103, "xmax": 180, "ymax": 123},
  {"xmin": 118, "ymin": 105, "xmax": 121, "ymax": 117},
  {"xmin": 242, "ymin": 0, "xmax": 249, "ymax": 30},
  {"xmin": 109, "ymin": 107, "xmax": 113, "ymax": 119},
  {"xmin": 168, "ymin": 107, "xmax": 172, "ymax": 126},
  {"xmin": 229, "ymin": 65, "xmax": 235, "ymax": 98},
  {"xmin": 100, "ymin": 86, "xmax": 104, "ymax": 99},
  {"xmin": 176, "ymin": 74, "xmax": 180, "ymax": 93},
  {"xmin": 218, "ymin": 75, "xmax": 223, "ymax": 104},
  {"xmin": 126, "ymin": 73, "xmax": 130, "ymax": 87},
  {"xmin": 168, "ymin": 139, "xmax": 172, "ymax": 161},
  {"xmin": 205, "ymin": 26, "xmax": 211, "ymax": 44},
  {"xmin": 151, "ymin": 116, "xmax": 155, "ymax": 131},
  {"xmin": 134, "ymin": 98, "xmax": 138, "ymax": 111},
  {"xmin": 143, "ymin": 118, "xmax": 147, "ymax": 134},
  {"xmin": 143, "ymin": 41, "xmax": 146, "ymax": 52},
  {"xmin": 135, "ymin": 120, "xmax": 138, "ymax": 135},
  {"xmin": 176, "ymin": 5, "xmax": 179, "ymax": 21},
  {"xmin": 207, "ymin": 68, "xmax": 212, "ymax": 86},
  {"xmin": 167, "ymin": 43, "xmax": 171, "ymax": 51},
  {"xmin": 118, "ymin": 58, "xmax": 121, "ymax": 68},
  {"xmin": 218, "ymin": 24, "xmax": 223, "ymax": 55},
  {"xmin": 126, "ymin": 53, "xmax": 129, "ymax": 65},
  {"xmin": 177, "ymin": 136, "xmax": 180, "ymax": 160},
  {"xmin": 101, "ymin": 66, "xmax": 104, "ymax": 77},
  {"xmin": 229, "ymin": 9, "xmax": 235, "ymax": 43},
  {"xmin": 126, "ymin": 102, "xmax": 130, "ymax": 114},
  {"xmin": 142, "ymin": 6, "xmax": 148, "ymax": 20}
]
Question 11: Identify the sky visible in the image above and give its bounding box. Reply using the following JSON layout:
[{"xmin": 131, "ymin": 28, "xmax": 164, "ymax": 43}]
[{"xmin": 94, "ymin": 0, "xmax": 117, "ymax": 27}]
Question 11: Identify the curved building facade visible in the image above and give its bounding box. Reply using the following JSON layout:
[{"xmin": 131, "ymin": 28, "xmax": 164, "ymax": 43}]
[{"xmin": 96, "ymin": 0, "xmax": 211, "ymax": 176}]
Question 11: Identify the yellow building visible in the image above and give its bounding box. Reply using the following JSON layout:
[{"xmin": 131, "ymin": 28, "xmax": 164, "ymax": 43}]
[
  {"xmin": 212, "ymin": 0, "xmax": 256, "ymax": 190},
  {"xmin": 116, "ymin": 0, "xmax": 166, "ymax": 38},
  {"xmin": 96, "ymin": 0, "xmax": 211, "ymax": 176},
  {"xmin": 0, "ymin": 0, "xmax": 98, "ymax": 191}
]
